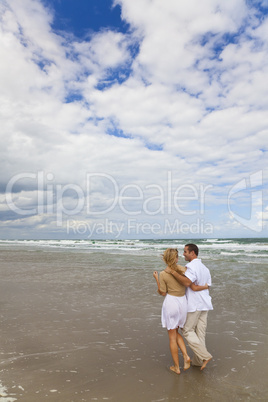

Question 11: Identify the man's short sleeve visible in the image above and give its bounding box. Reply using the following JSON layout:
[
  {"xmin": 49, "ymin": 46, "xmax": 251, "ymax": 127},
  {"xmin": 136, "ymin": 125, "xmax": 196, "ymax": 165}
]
[
  {"xmin": 207, "ymin": 272, "xmax": 212, "ymax": 287},
  {"xmin": 184, "ymin": 266, "xmax": 196, "ymax": 283}
]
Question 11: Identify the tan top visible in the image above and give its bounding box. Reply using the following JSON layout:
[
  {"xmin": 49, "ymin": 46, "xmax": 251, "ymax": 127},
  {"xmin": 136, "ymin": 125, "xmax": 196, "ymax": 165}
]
[{"xmin": 159, "ymin": 265, "xmax": 186, "ymax": 297}]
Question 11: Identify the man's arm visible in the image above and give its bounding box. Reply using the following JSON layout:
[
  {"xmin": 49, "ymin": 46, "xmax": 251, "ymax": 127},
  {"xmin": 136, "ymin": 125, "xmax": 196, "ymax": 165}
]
[
  {"xmin": 190, "ymin": 283, "xmax": 209, "ymax": 291},
  {"xmin": 165, "ymin": 268, "xmax": 192, "ymax": 287}
]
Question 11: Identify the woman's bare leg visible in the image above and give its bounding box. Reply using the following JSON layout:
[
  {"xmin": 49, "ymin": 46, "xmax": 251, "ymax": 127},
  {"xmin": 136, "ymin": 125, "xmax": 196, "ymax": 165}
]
[
  {"xmin": 176, "ymin": 331, "xmax": 191, "ymax": 370},
  {"xmin": 168, "ymin": 329, "xmax": 180, "ymax": 374}
]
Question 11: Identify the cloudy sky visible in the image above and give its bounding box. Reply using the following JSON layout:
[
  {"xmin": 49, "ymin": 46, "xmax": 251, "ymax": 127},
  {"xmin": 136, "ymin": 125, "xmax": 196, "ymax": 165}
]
[{"xmin": 0, "ymin": 0, "xmax": 267, "ymax": 239}]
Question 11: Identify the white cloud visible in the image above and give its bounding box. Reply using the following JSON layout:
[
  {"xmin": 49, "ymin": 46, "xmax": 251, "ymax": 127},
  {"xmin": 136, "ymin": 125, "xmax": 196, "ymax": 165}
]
[
  {"xmin": 0, "ymin": 0, "xmax": 267, "ymax": 238},
  {"xmin": 116, "ymin": 0, "xmax": 248, "ymax": 87},
  {"xmin": 88, "ymin": 31, "xmax": 130, "ymax": 68}
]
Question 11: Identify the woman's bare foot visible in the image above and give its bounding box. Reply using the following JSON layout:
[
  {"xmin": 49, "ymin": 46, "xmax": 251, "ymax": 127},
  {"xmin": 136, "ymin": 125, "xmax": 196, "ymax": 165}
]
[
  {"xmin": 183, "ymin": 356, "xmax": 191, "ymax": 371},
  {"xmin": 200, "ymin": 357, "xmax": 212, "ymax": 370},
  {"xmin": 170, "ymin": 365, "xmax": 181, "ymax": 375}
]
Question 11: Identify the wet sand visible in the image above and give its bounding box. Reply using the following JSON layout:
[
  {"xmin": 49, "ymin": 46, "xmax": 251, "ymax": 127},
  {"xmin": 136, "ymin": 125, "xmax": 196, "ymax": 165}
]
[{"xmin": 0, "ymin": 247, "xmax": 267, "ymax": 401}]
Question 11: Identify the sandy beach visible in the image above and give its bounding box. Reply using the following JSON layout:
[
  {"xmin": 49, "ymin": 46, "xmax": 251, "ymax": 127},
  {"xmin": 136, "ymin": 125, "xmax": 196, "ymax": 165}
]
[{"xmin": 0, "ymin": 242, "xmax": 267, "ymax": 401}]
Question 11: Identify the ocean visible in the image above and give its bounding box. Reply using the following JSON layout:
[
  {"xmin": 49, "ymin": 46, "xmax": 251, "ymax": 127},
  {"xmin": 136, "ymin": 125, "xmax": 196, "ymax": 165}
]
[
  {"xmin": 0, "ymin": 238, "xmax": 267, "ymax": 401},
  {"xmin": 1, "ymin": 237, "xmax": 268, "ymax": 261}
]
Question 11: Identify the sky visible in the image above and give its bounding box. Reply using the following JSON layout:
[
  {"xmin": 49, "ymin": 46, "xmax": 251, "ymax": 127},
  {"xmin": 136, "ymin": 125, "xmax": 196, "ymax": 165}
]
[{"xmin": 0, "ymin": 0, "xmax": 267, "ymax": 240}]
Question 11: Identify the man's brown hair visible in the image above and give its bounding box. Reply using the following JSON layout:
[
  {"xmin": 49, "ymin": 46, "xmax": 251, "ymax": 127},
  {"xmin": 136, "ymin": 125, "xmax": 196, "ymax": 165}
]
[{"xmin": 185, "ymin": 243, "xmax": 199, "ymax": 256}]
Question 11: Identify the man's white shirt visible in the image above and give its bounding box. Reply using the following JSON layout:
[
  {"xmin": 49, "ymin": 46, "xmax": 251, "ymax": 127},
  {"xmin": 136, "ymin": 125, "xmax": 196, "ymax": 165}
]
[{"xmin": 184, "ymin": 258, "xmax": 213, "ymax": 312}]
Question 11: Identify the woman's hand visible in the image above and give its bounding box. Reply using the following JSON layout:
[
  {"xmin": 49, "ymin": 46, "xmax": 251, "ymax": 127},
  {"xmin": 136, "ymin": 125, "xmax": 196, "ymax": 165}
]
[{"xmin": 153, "ymin": 271, "xmax": 158, "ymax": 280}]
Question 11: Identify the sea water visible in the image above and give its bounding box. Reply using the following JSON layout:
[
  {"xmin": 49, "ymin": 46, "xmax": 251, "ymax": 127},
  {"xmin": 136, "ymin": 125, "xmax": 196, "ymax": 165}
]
[{"xmin": 1, "ymin": 237, "xmax": 267, "ymax": 261}]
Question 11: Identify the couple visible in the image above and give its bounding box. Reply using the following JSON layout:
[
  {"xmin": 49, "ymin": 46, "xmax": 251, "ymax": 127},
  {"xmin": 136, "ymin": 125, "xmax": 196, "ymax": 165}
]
[{"xmin": 153, "ymin": 244, "xmax": 213, "ymax": 374}]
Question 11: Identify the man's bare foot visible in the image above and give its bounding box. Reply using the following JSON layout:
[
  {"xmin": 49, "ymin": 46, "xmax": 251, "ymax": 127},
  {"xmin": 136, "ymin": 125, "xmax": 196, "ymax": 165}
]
[
  {"xmin": 200, "ymin": 357, "xmax": 212, "ymax": 370},
  {"xmin": 183, "ymin": 356, "xmax": 191, "ymax": 371},
  {"xmin": 170, "ymin": 365, "xmax": 181, "ymax": 375}
]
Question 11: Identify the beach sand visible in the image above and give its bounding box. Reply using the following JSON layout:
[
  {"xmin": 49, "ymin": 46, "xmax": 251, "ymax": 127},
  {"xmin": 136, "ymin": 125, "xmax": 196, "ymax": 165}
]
[{"xmin": 0, "ymin": 247, "xmax": 267, "ymax": 401}]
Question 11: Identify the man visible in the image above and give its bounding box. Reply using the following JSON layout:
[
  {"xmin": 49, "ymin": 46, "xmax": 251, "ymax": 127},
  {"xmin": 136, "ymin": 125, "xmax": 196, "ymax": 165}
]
[{"xmin": 166, "ymin": 243, "xmax": 213, "ymax": 370}]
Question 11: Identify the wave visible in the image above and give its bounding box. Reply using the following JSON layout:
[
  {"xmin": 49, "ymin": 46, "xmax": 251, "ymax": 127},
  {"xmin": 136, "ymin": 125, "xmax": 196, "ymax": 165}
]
[{"xmin": 1, "ymin": 237, "xmax": 267, "ymax": 259}]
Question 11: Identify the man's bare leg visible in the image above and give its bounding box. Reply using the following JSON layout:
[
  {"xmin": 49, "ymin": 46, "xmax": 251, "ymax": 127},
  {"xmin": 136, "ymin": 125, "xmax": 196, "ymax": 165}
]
[{"xmin": 201, "ymin": 357, "xmax": 212, "ymax": 370}]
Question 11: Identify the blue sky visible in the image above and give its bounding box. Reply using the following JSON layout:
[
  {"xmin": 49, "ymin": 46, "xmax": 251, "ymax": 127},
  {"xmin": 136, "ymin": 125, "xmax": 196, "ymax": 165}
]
[
  {"xmin": 47, "ymin": 0, "xmax": 128, "ymax": 35},
  {"xmin": 0, "ymin": 0, "xmax": 267, "ymax": 239}
]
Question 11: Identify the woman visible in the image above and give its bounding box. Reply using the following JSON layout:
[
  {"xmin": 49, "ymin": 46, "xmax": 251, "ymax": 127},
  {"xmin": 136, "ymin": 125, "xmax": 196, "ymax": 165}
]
[{"xmin": 153, "ymin": 248, "xmax": 208, "ymax": 374}]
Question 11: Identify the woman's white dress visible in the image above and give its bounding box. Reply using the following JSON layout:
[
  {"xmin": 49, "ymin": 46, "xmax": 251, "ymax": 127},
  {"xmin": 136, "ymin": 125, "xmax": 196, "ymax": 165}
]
[{"xmin": 161, "ymin": 293, "xmax": 187, "ymax": 330}]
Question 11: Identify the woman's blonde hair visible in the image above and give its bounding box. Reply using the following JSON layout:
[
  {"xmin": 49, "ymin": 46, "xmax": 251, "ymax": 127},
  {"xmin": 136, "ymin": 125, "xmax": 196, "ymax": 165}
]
[{"xmin": 162, "ymin": 248, "xmax": 184, "ymax": 274}]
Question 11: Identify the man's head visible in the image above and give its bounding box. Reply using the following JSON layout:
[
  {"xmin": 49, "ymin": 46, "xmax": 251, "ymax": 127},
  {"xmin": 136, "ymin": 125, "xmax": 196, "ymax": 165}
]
[{"xmin": 183, "ymin": 243, "xmax": 199, "ymax": 262}]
